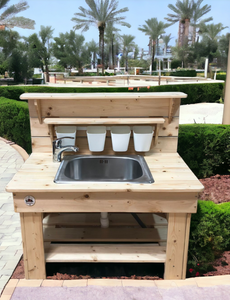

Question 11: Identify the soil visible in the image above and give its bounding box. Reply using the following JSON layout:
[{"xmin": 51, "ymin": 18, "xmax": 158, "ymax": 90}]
[
  {"xmin": 199, "ymin": 174, "xmax": 230, "ymax": 204},
  {"xmin": 11, "ymin": 175, "xmax": 230, "ymax": 280}
]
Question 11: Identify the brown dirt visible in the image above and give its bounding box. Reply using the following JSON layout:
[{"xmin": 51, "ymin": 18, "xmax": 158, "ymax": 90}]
[
  {"xmin": 203, "ymin": 251, "xmax": 230, "ymax": 276},
  {"xmin": 199, "ymin": 174, "xmax": 230, "ymax": 204},
  {"xmin": 11, "ymin": 175, "xmax": 230, "ymax": 280}
]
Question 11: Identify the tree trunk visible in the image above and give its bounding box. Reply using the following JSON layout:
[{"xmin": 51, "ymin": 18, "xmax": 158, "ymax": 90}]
[
  {"xmin": 111, "ymin": 34, "xmax": 115, "ymax": 70},
  {"xmin": 192, "ymin": 25, "xmax": 196, "ymax": 44},
  {"xmin": 184, "ymin": 18, "xmax": 190, "ymax": 46},
  {"xmin": 98, "ymin": 25, "xmax": 105, "ymax": 75},
  {"xmin": 45, "ymin": 62, "xmax": 49, "ymax": 82},
  {"xmin": 151, "ymin": 41, "xmax": 156, "ymax": 71}
]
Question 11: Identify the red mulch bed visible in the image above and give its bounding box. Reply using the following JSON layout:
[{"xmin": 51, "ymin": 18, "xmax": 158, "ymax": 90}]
[{"xmin": 11, "ymin": 175, "xmax": 230, "ymax": 279}]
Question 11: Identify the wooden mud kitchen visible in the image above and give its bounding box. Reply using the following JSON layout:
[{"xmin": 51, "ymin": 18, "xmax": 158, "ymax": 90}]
[{"xmin": 6, "ymin": 92, "xmax": 204, "ymax": 280}]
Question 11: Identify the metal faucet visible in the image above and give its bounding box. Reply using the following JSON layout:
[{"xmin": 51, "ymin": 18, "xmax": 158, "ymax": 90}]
[{"xmin": 52, "ymin": 137, "xmax": 79, "ymax": 162}]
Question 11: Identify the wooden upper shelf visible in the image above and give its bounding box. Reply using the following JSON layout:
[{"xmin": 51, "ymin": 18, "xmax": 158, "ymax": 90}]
[
  {"xmin": 43, "ymin": 117, "xmax": 165, "ymax": 125},
  {"xmin": 20, "ymin": 92, "xmax": 188, "ymax": 100}
]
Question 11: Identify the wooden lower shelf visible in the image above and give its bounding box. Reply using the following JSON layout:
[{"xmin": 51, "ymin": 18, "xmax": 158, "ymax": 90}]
[
  {"xmin": 43, "ymin": 227, "xmax": 167, "ymax": 243},
  {"xmin": 45, "ymin": 244, "xmax": 166, "ymax": 263}
]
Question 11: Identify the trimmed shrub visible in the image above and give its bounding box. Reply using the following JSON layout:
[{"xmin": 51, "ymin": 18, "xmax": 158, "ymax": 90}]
[
  {"xmin": 216, "ymin": 74, "xmax": 226, "ymax": 81},
  {"xmin": 178, "ymin": 124, "xmax": 230, "ymax": 178},
  {"xmin": 188, "ymin": 200, "xmax": 230, "ymax": 276},
  {"xmin": 0, "ymin": 82, "xmax": 224, "ymax": 105},
  {"xmin": 0, "ymin": 97, "xmax": 31, "ymax": 153},
  {"xmin": 172, "ymin": 70, "xmax": 197, "ymax": 77}
]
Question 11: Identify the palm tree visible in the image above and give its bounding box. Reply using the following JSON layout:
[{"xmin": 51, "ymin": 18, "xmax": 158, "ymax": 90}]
[
  {"xmin": 104, "ymin": 21, "xmax": 120, "ymax": 69},
  {"xmin": 138, "ymin": 18, "xmax": 168, "ymax": 69},
  {"xmin": 200, "ymin": 23, "xmax": 228, "ymax": 42},
  {"xmin": 28, "ymin": 26, "xmax": 54, "ymax": 82},
  {"xmin": 190, "ymin": 0, "xmax": 212, "ymax": 44},
  {"xmin": 162, "ymin": 33, "xmax": 173, "ymax": 55},
  {"xmin": 165, "ymin": 0, "xmax": 194, "ymax": 47},
  {"xmin": 72, "ymin": 0, "xmax": 130, "ymax": 74},
  {"xmin": 0, "ymin": 0, "xmax": 35, "ymax": 30},
  {"xmin": 86, "ymin": 39, "xmax": 98, "ymax": 68},
  {"xmin": 120, "ymin": 34, "xmax": 135, "ymax": 72}
]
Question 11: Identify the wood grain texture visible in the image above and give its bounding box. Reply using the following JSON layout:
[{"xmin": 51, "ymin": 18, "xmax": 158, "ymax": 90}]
[
  {"xmin": 43, "ymin": 227, "xmax": 167, "ymax": 242},
  {"xmin": 30, "ymin": 136, "xmax": 178, "ymax": 154},
  {"xmin": 43, "ymin": 117, "xmax": 165, "ymax": 125},
  {"xmin": 21, "ymin": 92, "xmax": 188, "ymax": 100},
  {"xmin": 13, "ymin": 192, "xmax": 198, "ymax": 213},
  {"xmin": 20, "ymin": 213, "xmax": 46, "ymax": 279},
  {"xmin": 43, "ymin": 213, "xmax": 158, "ymax": 228},
  {"xmin": 164, "ymin": 213, "xmax": 190, "ymax": 280},
  {"xmin": 6, "ymin": 153, "xmax": 204, "ymax": 193},
  {"xmin": 45, "ymin": 243, "xmax": 166, "ymax": 263}
]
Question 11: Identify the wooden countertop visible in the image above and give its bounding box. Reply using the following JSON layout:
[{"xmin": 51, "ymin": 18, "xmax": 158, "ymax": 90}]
[{"xmin": 6, "ymin": 153, "xmax": 204, "ymax": 193}]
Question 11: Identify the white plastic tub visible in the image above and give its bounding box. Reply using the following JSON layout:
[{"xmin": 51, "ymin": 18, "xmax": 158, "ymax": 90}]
[
  {"xmin": 55, "ymin": 126, "xmax": 77, "ymax": 147},
  {"xmin": 111, "ymin": 126, "xmax": 131, "ymax": 152},
  {"xmin": 87, "ymin": 126, "xmax": 106, "ymax": 152},
  {"xmin": 133, "ymin": 126, "xmax": 154, "ymax": 152}
]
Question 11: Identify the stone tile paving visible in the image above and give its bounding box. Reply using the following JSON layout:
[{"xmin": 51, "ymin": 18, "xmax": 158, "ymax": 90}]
[{"xmin": 0, "ymin": 140, "xmax": 24, "ymax": 295}]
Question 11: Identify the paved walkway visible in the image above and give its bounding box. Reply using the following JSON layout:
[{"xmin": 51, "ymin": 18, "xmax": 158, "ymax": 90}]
[
  {"xmin": 1, "ymin": 277, "xmax": 230, "ymax": 300},
  {"xmin": 0, "ymin": 140, "xmax": 24, "ymax": 296}
]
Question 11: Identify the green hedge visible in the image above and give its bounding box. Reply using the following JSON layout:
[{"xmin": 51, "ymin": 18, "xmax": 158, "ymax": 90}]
[
  {"xmin": 0, "ymin": 82, "xmax": 224, "ymax": 105},
  {"xmin": 178, "ymin": 124, "xmax": 230, "ymax": 178},
  {"xmin": 216, "ymin": 74, "xmax": 226, "ymax": 81},
  {"xmin": 188, "ymin": 200, "xmax": 230, "ymax": 276},
  {"xmin": 0, "ymin": 97, "xmax": 31, "ymax": 153}
]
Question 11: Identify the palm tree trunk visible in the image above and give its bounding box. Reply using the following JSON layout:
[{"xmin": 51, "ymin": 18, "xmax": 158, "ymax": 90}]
[
  {"xmin": 184, "ymin": 18, "xmax": 190, "ymax": 46},
  {"xmin": 98, "ymin": 25, "xmax": 105, "ymax": 75},
  {"xmin": 192, "ymin": 25, "xmax": 196, "ymax": 44},
  {"xmin": 111, "ymin": 34, "xmax": 115, "ymax": 70},
  {"xmin": 45, "ymin": 62, "xmax": 49, "ymax": 82},
  {"xmin": 151, "ymin": 42, "xmax": 155, "ymax": 71}
]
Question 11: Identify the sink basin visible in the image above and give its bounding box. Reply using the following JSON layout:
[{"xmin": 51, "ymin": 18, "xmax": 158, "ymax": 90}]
[{"xmin": 54, "ymin": 155, "xmax": 154, "ymax": 184}]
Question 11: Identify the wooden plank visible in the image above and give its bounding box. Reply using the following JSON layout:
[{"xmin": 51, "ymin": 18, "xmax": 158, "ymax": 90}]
[
  {"xmin": 27, "ymin": 98, "xmax": 171, "ymax": 118},
  {"xmin": 164, "ymin": 213, "xmax": 189, "ymax": 280},
  {"xmin": 20, "ymin": 213, "xmax": 46, "ymax": 279},
  {"xmin": 43, "ymin": 117, "xmax": 165, "ymax": 125},
  {"xmin": 43, "ymin": 213, "xmax": 157, "ymax": 227},
  {"xmin": 14, "ymin": 192, "xmax": 198, "ymax": 213},
  {"xmin": 31, "ymin": 137, "xmax": 52, "ymax": 153},
  {"xmin": 34, "ymin": 100, "xmax": 42, "ymax": 124},
  {"xmin": 153, "ymin": 124, "xmax": 160, "ymax": 146},
  {"xmin": 30, "ymin": 136, "xmax": 178, "ymax": 154},
  {"xmin": 169, "ymin": 99, "xmax": 181, "ymax": 123},
  {"xmin": 182, "ymin": 213, "xmax": 191, "ymax": 279},
  {"xmin": 30, "ymin": 118, "xmax": 50, "ymax": 137},
  {"xmin": 43, "ymin": 227, "xmax": 167, "ymax": 242},
  {"xmin": 45, "ymin": 243, "xmax": 166, "ymax": 263},
  {"xmin": 6, "ymin": 153, "xmax": 204, "ymax": 193},
  {"xmin": 21, "ymin": 92, "xmax": 188, "ymax": 100},
  {"xmin": 30, "ymin": 116, "xmax": 179, "ymax": 138}
]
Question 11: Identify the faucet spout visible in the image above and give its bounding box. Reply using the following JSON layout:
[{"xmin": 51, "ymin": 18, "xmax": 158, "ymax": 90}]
[
  {"xmin": 56, "ymin": 146, "xmax": 79, "ymax": 162},
  {"xmin": 52, "ymin": 137, "xmax": 79, "ymax": 162}
]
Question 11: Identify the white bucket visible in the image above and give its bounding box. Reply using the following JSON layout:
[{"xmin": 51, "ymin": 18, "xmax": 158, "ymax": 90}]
[
  {"xmin": 111, "ymin": 126, "xmax": 131, "ymax": 152},
  {"xmin": 133, "ymin": 126, "xmax": 154, "ymax": 152},
  {"xmin": 87, "ymin": 126, "xmax": 106, "ymax": 152},
  {"xmin": 55, "ymin": 126, "xmax": 77, "ymax": 147}
]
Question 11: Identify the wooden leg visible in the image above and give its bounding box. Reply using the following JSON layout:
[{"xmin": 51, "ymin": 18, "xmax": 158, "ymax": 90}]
[
  {"xmin": 164, "ymin": 213, "xmax": 191, "ymax": 280},
  {"xmin": 20, "ymin": 213, "xmax": 46, "ymax": 279}
]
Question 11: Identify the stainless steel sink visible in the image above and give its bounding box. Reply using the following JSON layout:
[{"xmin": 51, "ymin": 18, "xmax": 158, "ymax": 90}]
[{"xmin": 54, "ymin": 155, "xmax": 154, "ymax": 184}]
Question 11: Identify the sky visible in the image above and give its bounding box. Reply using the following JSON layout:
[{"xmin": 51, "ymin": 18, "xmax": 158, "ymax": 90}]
[{"xmin": 9, "ymin": 0, "xmax": 230, "ymax": 51}]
